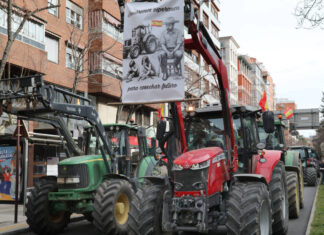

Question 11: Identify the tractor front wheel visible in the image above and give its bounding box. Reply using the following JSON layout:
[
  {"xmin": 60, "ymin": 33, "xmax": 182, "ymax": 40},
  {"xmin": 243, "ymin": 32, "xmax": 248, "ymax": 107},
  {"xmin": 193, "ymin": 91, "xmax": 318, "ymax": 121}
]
[
  {"xmin": 92, "ymin": 179, "xmax": 139, "ymax": 235},
  {"xmin": 269, "ymin": 161, "xmax": 289, "ymax": 235},
  {"xmin": 226, "ymin": 181, "xmax": 271, "ymax": 235},
  {"xmin": 26, "ymin": 179, "xmax": 70, "ymax": 235},
  {"xmin": 130, "ymin": 45, "xmax": 141, "ymax": 59},
  {"xmin": 287, "ymin": 171, "xmax": 300, "ymax": 218},
  {"xmin": 139, "ymin": 184, "xmax": 171, "ymax": 235},
  {"xmin": 144, "ymin": 35, "xmax": 158, "ymax": 54}
]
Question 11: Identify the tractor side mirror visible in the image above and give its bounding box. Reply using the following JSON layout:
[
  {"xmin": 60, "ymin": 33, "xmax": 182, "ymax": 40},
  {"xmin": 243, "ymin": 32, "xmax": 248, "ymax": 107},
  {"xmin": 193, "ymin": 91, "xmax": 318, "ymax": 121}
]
[
  {"xmin": 262, "ymin": 111, "xmax": 275, "ymax": 133},
  {"xmin": 156, "ymin": 120, "xmax": 167, "ymax": 141}
]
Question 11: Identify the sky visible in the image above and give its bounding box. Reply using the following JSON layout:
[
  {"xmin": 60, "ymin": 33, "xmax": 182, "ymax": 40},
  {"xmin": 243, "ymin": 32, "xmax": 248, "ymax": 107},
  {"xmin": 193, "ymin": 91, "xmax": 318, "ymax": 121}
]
[{"xmin": 219, "ymin": 0, "xmax": 324, "ymax": 137}]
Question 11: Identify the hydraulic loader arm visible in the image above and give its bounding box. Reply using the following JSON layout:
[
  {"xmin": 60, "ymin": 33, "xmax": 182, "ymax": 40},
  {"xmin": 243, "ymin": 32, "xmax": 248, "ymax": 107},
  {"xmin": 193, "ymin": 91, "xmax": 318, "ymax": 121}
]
[{"xmin": 0, "ymin": 75, "xmax": 113, "ymax": 173}]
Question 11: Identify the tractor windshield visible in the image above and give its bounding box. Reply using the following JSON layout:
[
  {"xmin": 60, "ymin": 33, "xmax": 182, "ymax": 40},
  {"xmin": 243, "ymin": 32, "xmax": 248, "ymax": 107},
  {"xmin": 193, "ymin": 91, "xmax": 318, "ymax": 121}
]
[
  {"xmin": 185, "ymin": 115, "xmax": 225, "ymax": 152},
  {"xmin": 258, "ymin": 126, "xmax": 281, "ymax": 150}
]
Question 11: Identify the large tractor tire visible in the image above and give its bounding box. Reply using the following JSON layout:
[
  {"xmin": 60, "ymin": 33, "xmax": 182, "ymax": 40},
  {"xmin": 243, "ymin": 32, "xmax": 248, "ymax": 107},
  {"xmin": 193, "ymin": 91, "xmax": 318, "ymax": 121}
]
[
  {"xmin": 287, "ymin": 171, "xmax": 300, "ymax": 218},
  {"xmin": 226, "ymin": 182, "xmax": 272, "ymax": 235},
  {"xmin": 304, "ymin": 167, "xmax": 317, "ymax": 186},
  {"xmin": 144, "ymin": 35, "xmax": 158, "ymax": 54},
  {"xmin": 269, "ymin": 161, "xmax": 289, "ymax": 235},
  {"xmin": 130, "ymin": 45, "xmax": 141, "ymax": 59},
  {"xmin": 26, "ymin": 179, "xmax": 70, "ymax": 235},
  {"xmin": 92, "ymin": 179, "xmax": 139, "ymax": 235},
  {"xmin": 139, "ymin": 184, "xmax": 171, "ymax": 235}
]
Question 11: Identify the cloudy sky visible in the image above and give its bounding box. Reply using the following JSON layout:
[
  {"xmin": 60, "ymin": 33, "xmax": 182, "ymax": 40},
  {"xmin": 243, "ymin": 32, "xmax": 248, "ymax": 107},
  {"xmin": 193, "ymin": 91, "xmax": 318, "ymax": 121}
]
[{"xmin": 219, "ymin": 0, "xmax": 324, "ymax": 136}]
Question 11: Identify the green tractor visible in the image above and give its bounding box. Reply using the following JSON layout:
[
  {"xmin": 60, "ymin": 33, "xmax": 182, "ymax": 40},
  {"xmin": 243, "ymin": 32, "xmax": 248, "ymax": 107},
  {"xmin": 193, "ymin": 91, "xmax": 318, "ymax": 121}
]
[
  {"xmin": 258, "ymin": 118, "xmax": 304, "ymax": 218},
  {"xmin": 0, "ymin": 76, "xmax": 158, "ymax": 235},
  {"xmin": 288, "ymin": 146, "xmax": 321, "ymax": 186}
]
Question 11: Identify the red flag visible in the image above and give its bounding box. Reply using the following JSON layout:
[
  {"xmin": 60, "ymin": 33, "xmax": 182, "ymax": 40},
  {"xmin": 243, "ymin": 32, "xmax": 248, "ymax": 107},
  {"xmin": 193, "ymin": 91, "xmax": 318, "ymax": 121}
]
[
  {"xmin": 157, "ymin": 104, "xmax": 164, "ymax": 120},
  {"xmin": 283, "ymin": 108, "xmax": 294, "ymax": 119},
  {"xmin": 258, "ymin": 91, "xmax": 269, "ymax": 112}
]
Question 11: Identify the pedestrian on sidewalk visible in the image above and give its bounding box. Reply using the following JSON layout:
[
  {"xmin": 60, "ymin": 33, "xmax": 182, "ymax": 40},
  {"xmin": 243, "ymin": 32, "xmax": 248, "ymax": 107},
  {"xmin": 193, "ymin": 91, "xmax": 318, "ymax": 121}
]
[{"xmin": 320, "ymin": 159, "xmax": 324, "ymax": 185}]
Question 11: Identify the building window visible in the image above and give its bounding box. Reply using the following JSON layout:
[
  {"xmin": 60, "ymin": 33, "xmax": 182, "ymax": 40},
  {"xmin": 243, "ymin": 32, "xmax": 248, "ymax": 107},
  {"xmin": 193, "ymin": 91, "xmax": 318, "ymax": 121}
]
[
  {"xmin": 66, "ymin": 0, "xmax": 83, "ymax": 29},
  {"xmin": 45, "ymin": 34, "xmax": 59, "ymax": 63},
  {"xmin": 102, "ymin": 20, "xmax": 122, "ymax": 42},
  {"xmin": 66, "ymin": 46, "xmax": 82, "ymax": 70},
  {"xmin": 48, "ymin": 0, "xmax": 59, "ymax": 17},
  {"xmin": 211, "ymin": 22, "xmax": 218, "ymax": 38},
  {"xmin": 0, "ymin": 8, "xmax": 45, "ymax": 49},
  {"xmin": 211, "ymin": 4, "xmax": 218, "ymax": 19},
  {"xmin": 203, "ymin": 11, "xmax": 209, "ymax": 29},
  {"xmin": 102, "ymin": 57, "xmax": 122, "ymax": 79},
  {"xmin": 204, "ymin": 79, "xmax": 209, "ymax": 94}
]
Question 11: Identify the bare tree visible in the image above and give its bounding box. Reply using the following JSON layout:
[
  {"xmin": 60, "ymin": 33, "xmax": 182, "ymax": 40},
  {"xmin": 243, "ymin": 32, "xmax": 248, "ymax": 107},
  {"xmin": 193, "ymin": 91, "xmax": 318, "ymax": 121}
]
[
  {"xmin": 66, "ymin": 22, "xmax": 121, "ymax": 98},
  {"xmin": 295, "ymin": 0, "xmax": 324, "ymax": 28},
  {"xmin": 0, "ymin": 0, "xmax": 60, "ymax": 79}
]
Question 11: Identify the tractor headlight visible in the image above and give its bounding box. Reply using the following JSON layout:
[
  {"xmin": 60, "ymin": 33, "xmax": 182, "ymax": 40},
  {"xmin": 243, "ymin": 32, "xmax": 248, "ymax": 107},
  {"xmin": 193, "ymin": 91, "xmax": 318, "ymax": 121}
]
[
  {"xmin": 190, "ymin": 160, "xmax": 210, "ymax": 170},
  {"xmin": 65, "ymin": 177, "xmax": 80, "ymax": 184},
  {"xmin": 173, "ymin": 164, "xmax": 184, "ymax": 171},
  {"xmin": 57, "ymin": 177, "xmax": 65, "ymax": 184}
]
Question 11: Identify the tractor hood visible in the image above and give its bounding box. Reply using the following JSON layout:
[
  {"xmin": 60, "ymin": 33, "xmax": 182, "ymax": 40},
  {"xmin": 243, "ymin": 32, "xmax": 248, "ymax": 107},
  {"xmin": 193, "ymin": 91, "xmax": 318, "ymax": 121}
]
[{"xmin": 174, "ymin": 147, "xmax": 224, "ymax": 169}]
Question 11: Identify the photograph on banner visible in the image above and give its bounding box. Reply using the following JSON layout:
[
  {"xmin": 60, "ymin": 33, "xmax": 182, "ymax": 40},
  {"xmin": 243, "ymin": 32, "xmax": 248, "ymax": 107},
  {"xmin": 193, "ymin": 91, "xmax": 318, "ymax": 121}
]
[
  {"xmin": 122, "ymin": 0, "xmax": 184, "ymax": 103},
  {"xmin": 0, "ymin": 146, "xmax": 21, "ymax": 201}
]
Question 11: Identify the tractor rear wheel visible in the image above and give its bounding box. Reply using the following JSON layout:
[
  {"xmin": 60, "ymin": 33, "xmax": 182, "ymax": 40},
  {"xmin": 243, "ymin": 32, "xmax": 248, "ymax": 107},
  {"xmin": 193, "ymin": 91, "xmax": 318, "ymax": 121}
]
[
  {"xmin": 144, "ymin": 35, "xmax": 158, "ymax": 54},
  {"xmin": 139, "ymin": 184, "xmax": 171, "ymax": 235},
  {"xmin": 269, "ymin": 161, "xmax": 289, "ymax": 235},
  {"xmin": 304, "ymin": 167, "xmax": 317, "ymax": 186},
  {"xmin": 26, "ymin": 179, "xmax": 70, "ymax": 235},
  {"xmin": 226, "ymin": 181, "xmax": 271, "ymax": 235},
  {"xmin": 92, "ymin": 179, "xmax": 139, "ymax": 235},
  {"xmin": 287, "ymin": 171, "xmax": 300, "ymax": 218}
]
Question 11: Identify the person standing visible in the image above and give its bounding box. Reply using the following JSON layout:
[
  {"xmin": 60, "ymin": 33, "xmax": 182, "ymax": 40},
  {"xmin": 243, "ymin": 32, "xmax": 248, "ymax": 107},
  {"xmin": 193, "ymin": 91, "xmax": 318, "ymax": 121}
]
[
  {"xmin": 159, "ymin": 17, "xmax": 183, "ymax": 80},
  {"xmin": 320, "ymin": 159, "xmax": 324, "ymax": 185}
]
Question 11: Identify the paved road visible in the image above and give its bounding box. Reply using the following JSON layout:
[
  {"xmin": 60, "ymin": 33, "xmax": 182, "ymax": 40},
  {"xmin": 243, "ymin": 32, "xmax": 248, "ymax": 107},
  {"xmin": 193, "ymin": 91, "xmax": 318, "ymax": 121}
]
[
  {"xmin": 287, "ymin": 185, "xmax": 318, "ymax": 235},
  {"xmin": 9, "ymin": 184, "xmax": 318, "ymax": 235}
]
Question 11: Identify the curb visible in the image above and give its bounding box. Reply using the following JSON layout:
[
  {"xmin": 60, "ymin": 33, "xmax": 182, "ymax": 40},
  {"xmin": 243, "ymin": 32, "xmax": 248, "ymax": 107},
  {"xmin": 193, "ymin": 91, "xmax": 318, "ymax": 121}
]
[
  {"xmin": 305, "ymin": 180, "xmax": 320, "ymax": 235},
  {"xmin": 0, "ymin": 215, "xmax": 84, "ymax": 235}
]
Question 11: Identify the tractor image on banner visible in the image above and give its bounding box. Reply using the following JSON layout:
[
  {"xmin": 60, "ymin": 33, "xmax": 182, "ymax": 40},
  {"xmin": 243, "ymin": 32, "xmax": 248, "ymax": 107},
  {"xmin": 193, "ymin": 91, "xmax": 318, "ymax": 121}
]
[{"xmin": 122, "ymin": 0, "xmax": 185, "ymax": 103}]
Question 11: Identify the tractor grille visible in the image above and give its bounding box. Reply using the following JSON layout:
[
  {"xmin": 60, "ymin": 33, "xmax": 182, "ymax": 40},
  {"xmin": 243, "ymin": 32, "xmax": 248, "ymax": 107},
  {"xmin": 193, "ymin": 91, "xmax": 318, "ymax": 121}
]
[
  {"xmin": 174, "ymin": 168, "xmax": 209, "ymax": 191},
  {"xmin": 58, "ymin": 164, "xmax": 90, "ymax": 190}
]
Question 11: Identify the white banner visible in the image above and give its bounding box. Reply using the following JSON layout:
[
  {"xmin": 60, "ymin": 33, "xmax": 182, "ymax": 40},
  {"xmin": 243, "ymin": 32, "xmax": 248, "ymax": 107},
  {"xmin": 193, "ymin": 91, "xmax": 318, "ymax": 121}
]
[{"xmin": 122, "ymin": 0, "xmax": 184, "ymax": 103}]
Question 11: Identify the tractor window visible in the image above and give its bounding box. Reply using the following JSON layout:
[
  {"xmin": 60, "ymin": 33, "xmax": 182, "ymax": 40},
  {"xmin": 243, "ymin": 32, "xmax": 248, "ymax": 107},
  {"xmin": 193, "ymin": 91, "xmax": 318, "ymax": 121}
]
[
  {"xmin": 233, "ymin": 116, "xmax": 244, "ymax": 150},
  {"xmin": 86, "ymin": 128, "xmax": 110, "ymax": 156},
  {"xmin": 185, "ymin": 116, "xmax": 225, "ymax": 152},
  {"xmin": 244, "ymin": 117, "xmax": 258, "ymax": 151},
  {"xmin": 106, "ymin": 128, "xmax": 128, "ymax": 156},
  {"xmin": 258, "ymin": 126, "xmax": 280, "ymax": 150}
]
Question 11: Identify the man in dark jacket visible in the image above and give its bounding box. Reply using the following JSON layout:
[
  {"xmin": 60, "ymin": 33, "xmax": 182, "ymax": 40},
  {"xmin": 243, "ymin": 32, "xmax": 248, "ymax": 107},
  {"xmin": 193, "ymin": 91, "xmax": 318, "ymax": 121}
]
[{"xmin": 320, "ymin": 159, "xmax": 324, "ymax": 184}]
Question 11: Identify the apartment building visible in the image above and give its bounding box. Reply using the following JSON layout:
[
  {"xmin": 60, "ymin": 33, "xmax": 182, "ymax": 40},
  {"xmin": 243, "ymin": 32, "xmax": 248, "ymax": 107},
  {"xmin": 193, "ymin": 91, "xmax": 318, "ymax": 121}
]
[
  {"xmin": 184, "ymin": 0, "xmax": 221, "ymax": 107},
  {"xmin": 246, "ymin": 57, "xmax": 266, "ymax": 108},
  {"xmin": 219, "ymin": 36, "xmax": 239, "ymax": 105},
  {"xmin": 237, "ymin": 55, "xmax": 252, "ymax": 106},
  {"xmin": 262, "ymin": 70, "xmax": 275, "ymax": 111}
]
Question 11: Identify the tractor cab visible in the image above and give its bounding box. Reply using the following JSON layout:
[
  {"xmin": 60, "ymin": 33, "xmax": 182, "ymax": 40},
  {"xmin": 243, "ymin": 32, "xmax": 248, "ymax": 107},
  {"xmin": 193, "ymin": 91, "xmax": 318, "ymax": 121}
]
[
  {"xmin": 83, "ymin": 123, "xmax": 157, "ymax": 178},
  {"xmin": 187, "ymin": 105, "xmax": 273, "ymax": 173}
]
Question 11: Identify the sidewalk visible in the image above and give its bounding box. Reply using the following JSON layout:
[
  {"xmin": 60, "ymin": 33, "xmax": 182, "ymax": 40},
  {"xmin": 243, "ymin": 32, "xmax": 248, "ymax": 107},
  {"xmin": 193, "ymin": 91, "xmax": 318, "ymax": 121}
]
[
  {"xmin": 0, "ymin": 204, "xmax": 84, "ymax": 234},
  {"xmin": 0, "ymin": 204, "xmax": 28, "ymax": 234}
]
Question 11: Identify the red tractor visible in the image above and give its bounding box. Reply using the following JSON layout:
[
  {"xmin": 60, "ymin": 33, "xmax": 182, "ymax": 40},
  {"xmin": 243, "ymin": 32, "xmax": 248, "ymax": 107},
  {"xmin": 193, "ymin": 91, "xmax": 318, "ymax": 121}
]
[{"xmin": 135, "ymin": 1, "xmax": 289, "ymax": 235}]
